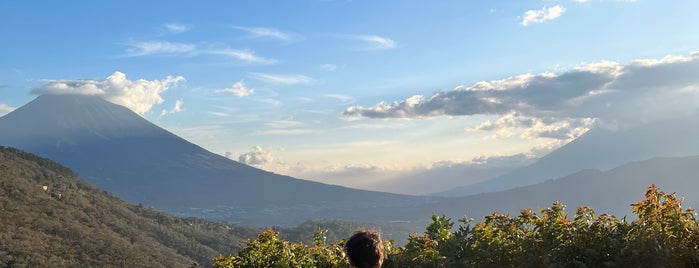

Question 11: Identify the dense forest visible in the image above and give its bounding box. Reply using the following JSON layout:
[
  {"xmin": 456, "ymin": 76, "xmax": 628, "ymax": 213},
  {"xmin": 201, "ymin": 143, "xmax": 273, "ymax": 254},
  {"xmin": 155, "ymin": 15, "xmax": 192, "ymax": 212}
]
[
  {"xmin": 0, "ymin": 146, "xmax": 259, "ymax": 267},
  {"xmin": 215, "ymin": 185, "xmax": 699, "ymax": 268}
]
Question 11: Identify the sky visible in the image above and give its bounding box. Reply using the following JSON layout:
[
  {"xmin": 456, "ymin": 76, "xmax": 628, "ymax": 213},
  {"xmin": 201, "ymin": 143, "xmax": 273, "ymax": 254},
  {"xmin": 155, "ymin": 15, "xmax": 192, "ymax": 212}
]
[{"xmin": 1, "ymin": 1, "xmax": 699, "ymax": 195}]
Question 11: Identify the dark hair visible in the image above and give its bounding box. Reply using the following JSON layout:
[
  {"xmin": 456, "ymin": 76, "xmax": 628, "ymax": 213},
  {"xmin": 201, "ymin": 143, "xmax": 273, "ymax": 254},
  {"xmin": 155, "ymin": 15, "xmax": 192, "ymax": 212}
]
[{"xmin": 345, "ymin": 230, "xmax": 385, "ymax": 268}]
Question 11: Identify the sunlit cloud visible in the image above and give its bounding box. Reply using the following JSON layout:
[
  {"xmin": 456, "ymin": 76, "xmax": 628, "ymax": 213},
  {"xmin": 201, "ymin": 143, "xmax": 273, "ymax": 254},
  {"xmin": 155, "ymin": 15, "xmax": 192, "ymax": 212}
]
[
  {"xmin": 338, "ymin": 34, "xmax": 397, "ymax": 50},
  {"xmin": 345, "ymin": 51, "xmax": 699, "ymax": 134},
  {"xmin": 30, "ymin": 71, "xmax": 185, "ymax": 115},
  {"xmin": 233, "ymin": 26, "xmax": 301, "ymax": 42},
  {"xmin": 218, "ymin": 81, "xmax": 254, "ymax": 97},
  {"xmin": 248, "ymin": 72, "xmax": 313, "ymax": 85},
  {"xmin": 471, "ymin": 112, "xmax": 596, "ymax": 140},
  {"xmin": 236, "ymin": 145, "xmax": 274, "ymax": 166},
  {"xmin": 159, "ymin": 99, "xmax": 184, "ymax": 117},
  {"xmin": 521, "ymin": 5, "xmax": 566, "ymax": 26},
  {"xmin": 0, "ymin": 103, "xmax": 15, "ymax": 116}
]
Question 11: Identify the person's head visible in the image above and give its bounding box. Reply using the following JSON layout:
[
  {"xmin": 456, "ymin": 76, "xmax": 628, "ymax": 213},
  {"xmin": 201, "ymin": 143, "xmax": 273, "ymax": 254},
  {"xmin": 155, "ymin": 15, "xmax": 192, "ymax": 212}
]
[{"xmin": 344, "ymin": 230, "xmax": 385, "ymax": 268}]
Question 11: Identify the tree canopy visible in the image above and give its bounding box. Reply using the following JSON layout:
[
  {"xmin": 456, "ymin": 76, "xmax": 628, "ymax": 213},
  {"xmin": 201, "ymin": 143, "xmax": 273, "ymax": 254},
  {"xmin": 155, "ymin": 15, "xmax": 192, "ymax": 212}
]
[{"xmin": 215, "ymin": 184, "xmax": 699, "ymax": 268}]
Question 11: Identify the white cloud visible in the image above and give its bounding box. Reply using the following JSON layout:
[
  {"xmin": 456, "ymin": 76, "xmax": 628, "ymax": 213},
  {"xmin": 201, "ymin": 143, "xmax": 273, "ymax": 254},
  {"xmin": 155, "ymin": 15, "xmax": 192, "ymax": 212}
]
[
  {"xmin": 121, "ymin": 41, "xmax": 276, "ymax": 64},
  {"xmin": 345, "ymin": 51, "xmax": 699, "ymax": 132},
  {"xmin": 208, "ymin": 111, "xmax": 231, "ymax": 117},
  {"xmin": 219, "ymin": 81, "xmax": 254, "ymax": 97},
  {"xmin": 323, "ymin": 94, "xmax": 356, "ymax": 104},
  {"xmin": 248, "ymin": 72, "xmax": 313, "ymax": 85},
  {"xmin": 339, "ymin": 34, "xmax": 397, "ymax": 50},
  {"xmin": 31, "ymin": 71, "xmax": 185, "ymax": 115},
  {"xmin": 281, "ymin": 152, "xmax": 537, "ymax": 195},
  {"xmin": 233, "ymin": 26, "xmax": 301, "ymax": 42},
  {"xmin": 320, "ymin": 64, "xmax": 338, "ymax": 72},
  {"xmin": 122, "ymin": 41, "xmax": 196, "ymax": 57},
  {"xmin": 160, "ymin": 99, "xmax": 184, "ymax": 117},
  {"xmin": 472, "ymin": 112, "xmax": 596, "ymax": 140},
  {"xmin": 521, "ymin": 5, "xmax": 566, "ymax": 26},
  {"xmin": 0, "ymin": 103, "xmax": 15, "ymax": 116},
  {"xmin": 207, "ymin": 46, "xmax": 277, "ymax": 64},
  {"xmin": 163, "ymin": 23, "xmax": 191, "ymax": 34},
  {"xmin": 468, "ymin": 153, "xmax": 535, "ymax": 167},
  {"xmin": 237, "ymin": 145, "xmax": 274, "ymax": 166}
]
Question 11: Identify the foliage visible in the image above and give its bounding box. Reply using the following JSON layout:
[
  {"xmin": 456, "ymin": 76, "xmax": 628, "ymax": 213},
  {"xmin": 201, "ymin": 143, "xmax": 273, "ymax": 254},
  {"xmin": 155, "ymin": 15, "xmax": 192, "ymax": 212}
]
[
  {"xmin": 278, "ymin": 218, "xmax": 410, "ymax": 246},
  {"xmin": 213, "ymin": 228, "xmax": 347, "ymax": 268},
  {"xmin": 217, "ymin": 185, "xmax": 699, "ymax": 268}
]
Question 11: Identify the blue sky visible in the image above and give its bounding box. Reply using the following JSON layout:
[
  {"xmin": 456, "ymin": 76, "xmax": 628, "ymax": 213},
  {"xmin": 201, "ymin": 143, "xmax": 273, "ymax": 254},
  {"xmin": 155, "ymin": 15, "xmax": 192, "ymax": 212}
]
[{"xmin": 2, "ymin": 0, "xmax": 699, "ymax": 194}]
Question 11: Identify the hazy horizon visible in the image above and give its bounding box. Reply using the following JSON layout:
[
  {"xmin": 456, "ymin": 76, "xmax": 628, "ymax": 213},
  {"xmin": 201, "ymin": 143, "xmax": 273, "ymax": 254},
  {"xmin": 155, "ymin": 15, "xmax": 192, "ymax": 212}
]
[{"xmin": 2, "ymin": 1, "xmax": 699, "ymax": 194}]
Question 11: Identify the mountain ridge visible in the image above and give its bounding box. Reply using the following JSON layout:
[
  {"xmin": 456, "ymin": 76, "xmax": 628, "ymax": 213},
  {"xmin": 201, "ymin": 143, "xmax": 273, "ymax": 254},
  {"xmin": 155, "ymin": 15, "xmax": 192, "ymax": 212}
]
[
  {"xmin": 436, "ymin": 116, "xmax": 699, "ymax": 197},
  {"xmin": 0, "ymin": 94, "xmax": 435, "ymax": 227},
  {"xmin": 367, "ymin": 155, "xmax": 699, "ymax": 226}
]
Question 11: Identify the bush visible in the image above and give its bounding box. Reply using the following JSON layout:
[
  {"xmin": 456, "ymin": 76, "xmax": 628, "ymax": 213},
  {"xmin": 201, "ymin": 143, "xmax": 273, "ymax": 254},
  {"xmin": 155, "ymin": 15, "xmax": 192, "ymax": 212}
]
[{"xmin": 215, "ymin": 185, "xmax": 699, "ymax": 268}]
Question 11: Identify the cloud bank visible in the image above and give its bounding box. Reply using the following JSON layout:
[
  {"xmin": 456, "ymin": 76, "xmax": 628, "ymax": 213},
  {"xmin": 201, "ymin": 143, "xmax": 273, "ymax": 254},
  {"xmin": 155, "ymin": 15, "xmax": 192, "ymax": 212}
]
[
  {"xmin": 270, "ymin": 152, "xmax": 536, "ymax": 195},
  {"xmin": 345, "ymin": 52, "xmax": 699, "ymax": 137},
  {"xmin": 31, "ymin": 71, "xmax": 185, "ymax": 115}
]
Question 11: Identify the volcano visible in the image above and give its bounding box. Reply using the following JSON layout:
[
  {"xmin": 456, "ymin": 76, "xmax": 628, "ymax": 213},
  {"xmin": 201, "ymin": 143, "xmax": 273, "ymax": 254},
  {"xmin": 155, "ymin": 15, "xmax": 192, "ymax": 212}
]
[{"xmin": 0, "ymin": 94, "xmax": 432, "ymax": 226}]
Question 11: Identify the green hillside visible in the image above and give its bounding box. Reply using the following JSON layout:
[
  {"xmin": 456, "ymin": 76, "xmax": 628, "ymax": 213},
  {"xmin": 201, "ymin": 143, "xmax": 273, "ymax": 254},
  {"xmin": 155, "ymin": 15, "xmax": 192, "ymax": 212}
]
[{"xmin": 0, "ymin": 146, "xmax": 258, "ymax": 267}]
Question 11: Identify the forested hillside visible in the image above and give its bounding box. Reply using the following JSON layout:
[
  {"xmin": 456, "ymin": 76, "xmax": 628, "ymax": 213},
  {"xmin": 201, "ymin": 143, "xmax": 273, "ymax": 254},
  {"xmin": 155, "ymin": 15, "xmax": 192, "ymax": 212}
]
[{"xmin": 0, "ymin": 146, "xmax": 259, "ymax": 267}]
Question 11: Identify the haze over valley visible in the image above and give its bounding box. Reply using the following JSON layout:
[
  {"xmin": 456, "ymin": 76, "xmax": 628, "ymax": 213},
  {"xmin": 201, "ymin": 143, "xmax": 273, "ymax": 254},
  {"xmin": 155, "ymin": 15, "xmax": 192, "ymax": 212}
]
[{"xmin": 2, "ymin": 1, "xmax": 699, "ymax": 266}]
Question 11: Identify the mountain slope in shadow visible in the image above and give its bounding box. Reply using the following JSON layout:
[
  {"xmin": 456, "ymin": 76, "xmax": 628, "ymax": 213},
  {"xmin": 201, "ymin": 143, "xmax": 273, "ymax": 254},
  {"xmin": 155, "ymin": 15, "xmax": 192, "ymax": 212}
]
[
  {"xmin": 0, "ymin": 95, "xmax": 435, "ymax": 227},
  {"xmin": 376, "ymin": 155, "xmax": 699, "ymax": 227},
  {"xmin": 437, "ymin": 116, "xmax": 699, "ymax": 197}
]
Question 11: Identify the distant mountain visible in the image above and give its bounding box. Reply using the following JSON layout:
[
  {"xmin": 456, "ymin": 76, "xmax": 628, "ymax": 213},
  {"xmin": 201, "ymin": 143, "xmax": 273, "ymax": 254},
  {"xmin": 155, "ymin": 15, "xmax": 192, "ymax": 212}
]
[
  {"xmin": 436, "ymin": 117, "xmax": 699, "ymax": 197},
  {"xmin": 374, "ymin": 155, "xmax": 699, "ymax": 226},
  {"xmin": 0, "ymin": 146, "xmax": 259, "ymax": 267},
  {"xmin": 0, "ymin": 94, "xmax": 434, "ymax": 227}
]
